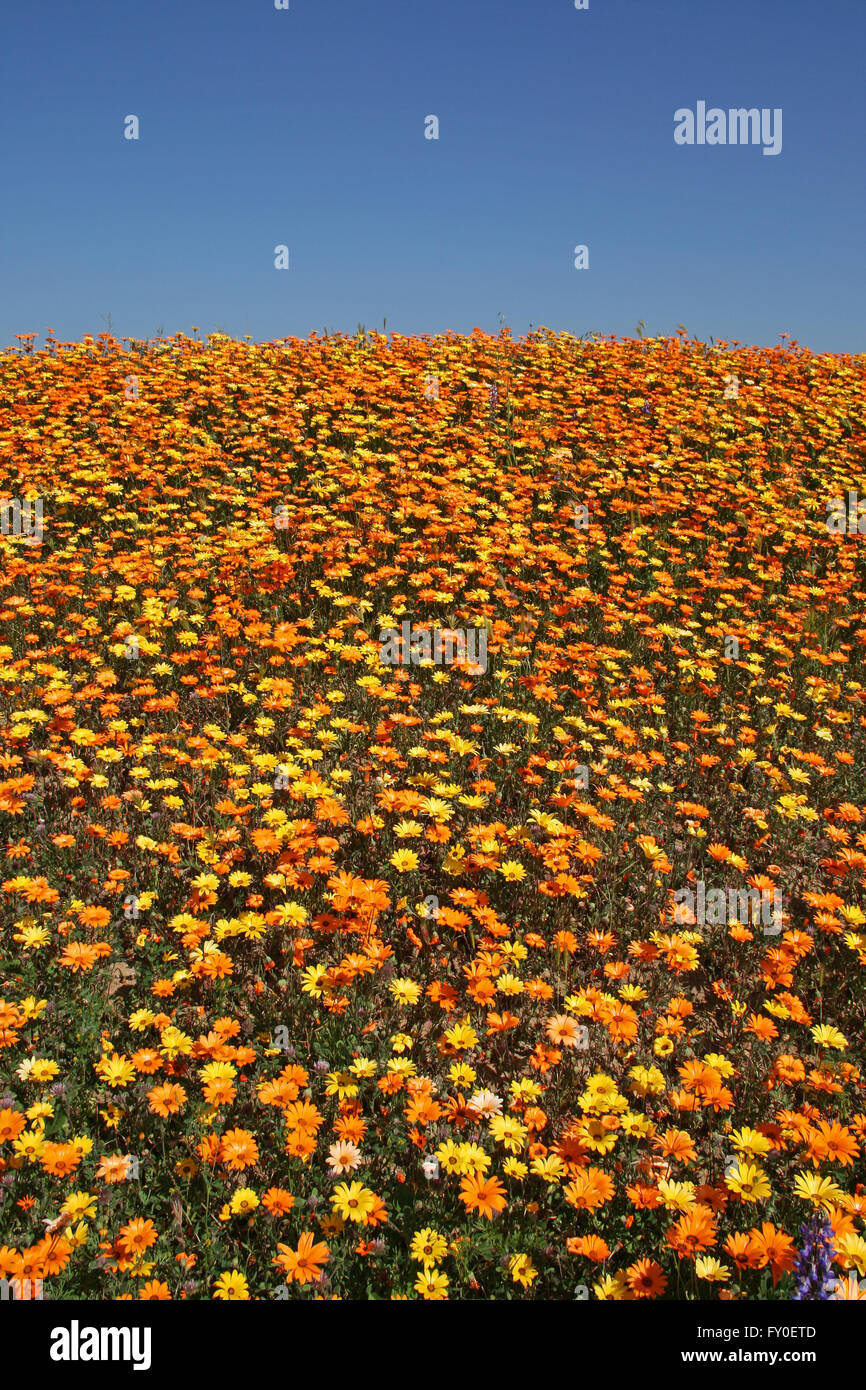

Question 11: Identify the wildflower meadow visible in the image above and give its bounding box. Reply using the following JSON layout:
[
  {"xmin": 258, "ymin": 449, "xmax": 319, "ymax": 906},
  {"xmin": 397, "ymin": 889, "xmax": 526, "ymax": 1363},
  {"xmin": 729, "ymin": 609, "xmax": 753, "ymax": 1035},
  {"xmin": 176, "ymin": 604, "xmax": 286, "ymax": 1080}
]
[{"xmin": 0, "ymin": 327, "xmax": 864, "ymax": 1309}]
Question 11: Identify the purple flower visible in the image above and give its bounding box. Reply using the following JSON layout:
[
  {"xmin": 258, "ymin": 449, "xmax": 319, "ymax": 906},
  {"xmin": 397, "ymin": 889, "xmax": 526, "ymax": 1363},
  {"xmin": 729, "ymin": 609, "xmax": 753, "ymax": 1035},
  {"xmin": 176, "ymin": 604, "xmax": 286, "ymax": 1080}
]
[{"xmin": 791, "ymin": 1212, "xmax": 836, "ymax": 1300}]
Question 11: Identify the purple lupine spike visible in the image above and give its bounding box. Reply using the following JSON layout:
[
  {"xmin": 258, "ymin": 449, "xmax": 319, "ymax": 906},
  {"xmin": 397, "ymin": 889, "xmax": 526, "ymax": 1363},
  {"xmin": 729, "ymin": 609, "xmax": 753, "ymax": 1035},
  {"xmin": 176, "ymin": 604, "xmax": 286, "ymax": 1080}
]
[{"xmin": 791, "ymin": 1212, "xmax": 837, "ymax": 1300}]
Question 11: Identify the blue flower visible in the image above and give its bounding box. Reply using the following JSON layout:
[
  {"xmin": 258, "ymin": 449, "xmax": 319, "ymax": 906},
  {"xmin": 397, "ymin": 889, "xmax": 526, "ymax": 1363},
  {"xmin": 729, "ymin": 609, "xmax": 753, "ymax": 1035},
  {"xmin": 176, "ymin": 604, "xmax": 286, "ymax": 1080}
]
[{"xmin": 791, "ymin": 1212, "xmax": 836, "ymax": 1300}]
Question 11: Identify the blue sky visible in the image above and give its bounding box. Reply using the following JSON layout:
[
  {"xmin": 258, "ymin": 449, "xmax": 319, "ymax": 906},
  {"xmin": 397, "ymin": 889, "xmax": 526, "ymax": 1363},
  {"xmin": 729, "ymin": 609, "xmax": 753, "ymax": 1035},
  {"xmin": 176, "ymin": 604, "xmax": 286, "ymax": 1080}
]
[{"xmin": 2, "ymin": 0, "xmax": 864, "ymax": 351}]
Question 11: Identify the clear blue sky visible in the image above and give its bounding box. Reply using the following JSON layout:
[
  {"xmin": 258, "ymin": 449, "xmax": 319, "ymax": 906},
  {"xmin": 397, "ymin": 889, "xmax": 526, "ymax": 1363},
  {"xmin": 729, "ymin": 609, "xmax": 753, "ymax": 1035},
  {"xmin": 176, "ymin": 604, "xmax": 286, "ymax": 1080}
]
[{"xmin": 2, "ymin": 0, "xmax": 864, "ymax": 352}]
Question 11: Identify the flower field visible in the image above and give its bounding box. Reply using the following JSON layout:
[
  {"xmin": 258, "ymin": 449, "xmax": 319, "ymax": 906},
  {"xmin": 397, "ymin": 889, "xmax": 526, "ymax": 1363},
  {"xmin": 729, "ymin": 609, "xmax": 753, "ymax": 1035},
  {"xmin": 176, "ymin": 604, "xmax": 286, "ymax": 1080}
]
[{"xmin": 1, "ymin": 327, "xmax": 865, "ymax": 1301}]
